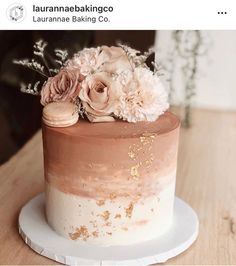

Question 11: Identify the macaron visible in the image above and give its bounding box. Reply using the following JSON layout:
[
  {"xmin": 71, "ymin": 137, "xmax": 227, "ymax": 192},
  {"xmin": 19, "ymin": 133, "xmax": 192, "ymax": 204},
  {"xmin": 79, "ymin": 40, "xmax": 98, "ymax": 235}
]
[{"xmin": 42, "ymin": 102, "xmax": 79, "ymax": 127}]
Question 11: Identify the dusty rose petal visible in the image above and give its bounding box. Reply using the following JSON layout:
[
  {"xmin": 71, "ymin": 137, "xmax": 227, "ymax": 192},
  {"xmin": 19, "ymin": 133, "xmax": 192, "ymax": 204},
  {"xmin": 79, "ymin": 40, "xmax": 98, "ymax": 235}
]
[
  {"xmin": 41, "ymin": 69, "xmax": 82, "ymax": 106},
  {"xmin": 79, "ymin": 72, "xmax": 120, "ymax": 122}
]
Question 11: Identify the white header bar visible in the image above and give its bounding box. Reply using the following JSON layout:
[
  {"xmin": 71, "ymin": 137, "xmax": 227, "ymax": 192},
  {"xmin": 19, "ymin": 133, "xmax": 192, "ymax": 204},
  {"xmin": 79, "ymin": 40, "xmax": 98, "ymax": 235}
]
[{"xmin": 0, "ymin": 0, "xmax": 235, "ymax": 30}]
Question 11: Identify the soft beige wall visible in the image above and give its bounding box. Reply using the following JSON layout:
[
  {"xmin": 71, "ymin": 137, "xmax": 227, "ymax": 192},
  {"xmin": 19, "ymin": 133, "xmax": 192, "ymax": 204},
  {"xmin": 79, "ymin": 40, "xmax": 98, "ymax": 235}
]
[{"xmin": 155, "ymin": 30, "xmax": 236, "ymax": 110}]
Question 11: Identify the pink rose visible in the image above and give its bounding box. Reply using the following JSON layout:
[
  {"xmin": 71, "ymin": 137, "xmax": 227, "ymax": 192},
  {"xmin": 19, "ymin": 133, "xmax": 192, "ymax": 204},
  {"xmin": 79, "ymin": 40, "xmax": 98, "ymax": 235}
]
[
  {"xmin": 79, "ymin": 72, "xmax": 119, "ymax": 122},
  {"xmin": 41, "ymin": 69, "xmax": 84, "ymax": 106}
]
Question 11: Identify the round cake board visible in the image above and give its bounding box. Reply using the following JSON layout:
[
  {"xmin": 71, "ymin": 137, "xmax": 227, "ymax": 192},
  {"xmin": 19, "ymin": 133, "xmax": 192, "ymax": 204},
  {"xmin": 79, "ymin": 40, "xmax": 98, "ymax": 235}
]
[{"xmin": 19, "ymin": 194, "xmax": 199, "ymax": 265}]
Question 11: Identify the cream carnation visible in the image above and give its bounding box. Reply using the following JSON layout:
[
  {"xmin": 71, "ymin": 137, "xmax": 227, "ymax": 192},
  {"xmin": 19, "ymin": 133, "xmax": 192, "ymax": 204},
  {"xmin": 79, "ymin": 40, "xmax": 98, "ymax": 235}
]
[
  {"xmin": 79, "ymin": 72, "xmax": 119, "ymax": 122},
  {"xmin": 113, "ymin": 67, "xmax": 169, "ymax": 122},
  {"xmin": 66, "ymin": 47, "xmax": 103, "ymax": 76}
]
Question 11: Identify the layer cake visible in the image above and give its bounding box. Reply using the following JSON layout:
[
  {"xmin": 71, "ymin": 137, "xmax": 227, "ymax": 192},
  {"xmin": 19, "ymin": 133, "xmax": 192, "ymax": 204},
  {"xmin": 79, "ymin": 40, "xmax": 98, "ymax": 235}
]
[{"xmin": 42, "ymin": 111, "xmax": 180, "ymax": 246}]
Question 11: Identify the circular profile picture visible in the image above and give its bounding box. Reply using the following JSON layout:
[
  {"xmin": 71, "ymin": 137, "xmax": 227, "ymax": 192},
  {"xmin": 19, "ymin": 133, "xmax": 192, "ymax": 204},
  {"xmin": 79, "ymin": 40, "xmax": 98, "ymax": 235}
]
[{"xmin": 7, "ymin": 3, "xmax": 26, "ymax": 23}]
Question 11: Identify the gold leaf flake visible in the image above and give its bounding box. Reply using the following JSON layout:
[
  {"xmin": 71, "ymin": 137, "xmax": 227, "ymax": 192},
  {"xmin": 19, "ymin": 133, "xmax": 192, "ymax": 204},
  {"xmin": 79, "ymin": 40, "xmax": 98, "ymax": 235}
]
[
  {"xmin": 142, "ymin": 133, "xmax": 156, "ymax": 138},
  {"xmin": 128, "ymin": 150, "xmax": 135, "ymax": 159},
  {"xmin": 130, "ymin": 164, "xmax": 140, "ymax": 179},
  {"xmin": 125, "ymin": 202, "xmax": 134, "ymax": 218},
  {"xmin": 96, "ymin": 199, "xmax": 105, "ymax": 206},
  {"xmin": 109, "ymin": 193, "xmax": 117, "ymax": 200},
  {"xmin": 89, "ymin": 220, "xmax": 97, "ymax": 228},
  {"xmin": 69, "ymin": 226, "xmax": 89, "ymax": 241},
  {"xmin": 100, "ymin": 210, "xmax": 110, "ymax": 221},
  {"xmin": 92, "ymin": 231, "xmax": 99, "ymax": 238},
  {"xmin": 140, "ymin": 133, "xmax": 156, "ymax": 145}
]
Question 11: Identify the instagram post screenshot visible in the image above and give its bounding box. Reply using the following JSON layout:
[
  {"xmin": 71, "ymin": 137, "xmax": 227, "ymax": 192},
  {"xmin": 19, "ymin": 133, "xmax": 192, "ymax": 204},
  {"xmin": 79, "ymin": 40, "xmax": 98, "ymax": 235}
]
[{"xmin": 0, "ymin": 0, "xmax": 235, "ymax": 265}]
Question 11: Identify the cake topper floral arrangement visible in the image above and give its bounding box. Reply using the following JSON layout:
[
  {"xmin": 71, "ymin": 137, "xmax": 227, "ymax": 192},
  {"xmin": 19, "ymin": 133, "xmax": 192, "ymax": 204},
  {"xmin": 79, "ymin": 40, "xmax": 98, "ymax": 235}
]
[{"xmin": 14, "ymin": 40, "xmax": 169, "ymax": 123}]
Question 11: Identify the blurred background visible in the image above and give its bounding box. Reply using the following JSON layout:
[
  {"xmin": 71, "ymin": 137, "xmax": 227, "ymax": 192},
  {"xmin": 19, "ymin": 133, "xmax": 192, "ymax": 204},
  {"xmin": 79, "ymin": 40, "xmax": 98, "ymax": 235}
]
[{"xmin": 0, "ymin": 30, "xmax": 236, "ymax": 164}]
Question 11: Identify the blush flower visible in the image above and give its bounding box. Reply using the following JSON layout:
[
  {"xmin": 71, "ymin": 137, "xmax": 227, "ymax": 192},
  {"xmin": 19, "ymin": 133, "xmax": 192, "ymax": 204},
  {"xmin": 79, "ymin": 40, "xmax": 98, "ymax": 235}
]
[
  {"xmin": 99, "ymin": 46, "xmax": 134, "ymax": 73},
  {"xmin": 40, "ymin": 69, "xmax": 84, "ymax": 106},
  {"xmin": 66, "ymin": 47, "xmax": 103, "ymax": 76},
  {"xmin": 66, "ymin": 46, "xmax": 134, "ymax": 76},
  {"xmin": 79, "ymin": 72, "xmax": 119, "ymax": 122},
  {"xmin": 113, "ymin": 67, "xmax": 169, "ymax": 122}
]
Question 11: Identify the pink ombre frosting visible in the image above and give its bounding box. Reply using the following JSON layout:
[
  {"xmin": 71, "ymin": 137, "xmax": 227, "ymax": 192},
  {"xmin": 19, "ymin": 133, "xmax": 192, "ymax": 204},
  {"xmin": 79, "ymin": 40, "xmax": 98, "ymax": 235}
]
[
  {"xmin": 42, "ymin": 111, "xmax": 180, "ymax": 245},
  {"xmin": 42, "ymin": 112, "xmax": 180, "ymax": 199}
]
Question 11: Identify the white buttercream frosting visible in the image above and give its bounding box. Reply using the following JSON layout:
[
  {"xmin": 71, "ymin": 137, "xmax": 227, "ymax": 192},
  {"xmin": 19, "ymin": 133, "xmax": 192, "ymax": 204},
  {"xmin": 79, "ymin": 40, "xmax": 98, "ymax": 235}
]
[{"xmin": 45, "ymin": 172, "xmax": 176, "ymax": 246}]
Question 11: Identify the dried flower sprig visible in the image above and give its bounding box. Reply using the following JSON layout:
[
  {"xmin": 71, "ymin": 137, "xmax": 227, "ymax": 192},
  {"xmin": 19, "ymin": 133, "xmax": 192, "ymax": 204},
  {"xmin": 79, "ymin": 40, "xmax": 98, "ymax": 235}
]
[
  {"xmin": 33, "ymin": 40, "xmax": 53, "ymax": 76},
  {"xmin": 117, "ymin": 43, "xmax": 163, "ymax": 76},
  {"xmin": 163, "ymin": 30, "xmax": 209, "ymax": 127},
  {"xmin": 55, "ymin": 49, "xmax": 68, "ymax": 66},
  {"xmin": 33, "ymin": 40, "xmax": 47, "ymax": 57},
  {"xmin": 13, "ymin": 59, "xmax": 47, "ymax": 77},
  {"xmin": 48, "ymin": 68, "xmax": 60, "ymax": 74},
  {"xmin": 138, "ymin": 47, "xmax": 155, "ymax": 65},
  {"xmin": 14, "ymin": 39, "xmax": 69, "ymax": 96},
  {"xmin": 76, "ymin": 99, "xmax": 87, "ymax": 119},
  {"xmin": 20, "ymin": 81, "xmax": 42, "ymax": 96},
  {"xmin": 151, "ymin": 61, "xmax": 164, "ymax": 76},
  {"xmin": 117, "ymin": 43, "xmax": 151, "ymax": 69}
]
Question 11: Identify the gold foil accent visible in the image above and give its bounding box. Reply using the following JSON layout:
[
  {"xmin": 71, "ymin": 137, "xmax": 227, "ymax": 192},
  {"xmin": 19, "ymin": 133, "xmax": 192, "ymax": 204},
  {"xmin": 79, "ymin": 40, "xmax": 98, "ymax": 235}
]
[
  {"xmin": 128, "ymin": 150, "xmax": 135, "ymax": 159},
  {"xmin": 140, "ymin": 136, "xmax": 148, "ymax": 144},
  {"xmin": 115, "ymin": 214, "xmax": 122, "ymax": 219},
  {"xmin": 130, "ymin": 163, "xmax": 142, "ymax": 180},
  {"xmin": 144, "ymin": 154, "xmax": 154, "ymax": 168},
  {"xmin": 142, "ymin": 133, "xmax": 155, "ymax": 145},
  {"xmin": 92, "ymin": 231, "xmax": 99, "ymax": 238},
  {"xmin": 130, "ymin": 164, "xmax": 139, "ymax": 177},
  {"xmin": 137, "ymin": 192, "xmax": 142, "ymax": 198},
  {"xmin": 69, "ymin": 226, "xmax": 89, "ymax": 241},
  {"xmin": 100, "ymin": 210, "xmax": 110, "ymax": 221},
  {"xmin": 89, "ymin": 220, "xmax": 97, "ymax": 228},
  {"xmin": 128, "ymin": 144, "xmax": 142, "ymax": 159},
  {"xmin": 128, "ymin": 134, "xmax": 156, "ymax": 179},
  {"xmin": 133, "ymin": 193, "xmax": 142, "ymax": 203},
  {"xmin": 109, "ymin": 193, "xmax": 117, "ymax": 200},
  {"xmin": 96, "ymin": 199, "xmax": 105, "ymax": 206},
  {"xmin": 125, "ymin": 202, "xmax": 134, "ymax": 218}
]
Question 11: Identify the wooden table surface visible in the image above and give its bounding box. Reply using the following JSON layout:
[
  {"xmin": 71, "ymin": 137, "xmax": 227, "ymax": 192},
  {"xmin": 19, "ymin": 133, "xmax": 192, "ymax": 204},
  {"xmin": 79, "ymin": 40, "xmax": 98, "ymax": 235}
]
[{"xmin": 0, "ymin": 108, "xmax": 236, "ymax": 265}]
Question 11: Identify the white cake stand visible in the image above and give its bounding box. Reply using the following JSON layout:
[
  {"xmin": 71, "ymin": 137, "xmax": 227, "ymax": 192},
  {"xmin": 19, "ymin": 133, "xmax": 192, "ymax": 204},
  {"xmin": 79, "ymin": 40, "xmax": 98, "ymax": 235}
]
[{"xmin": 19, "ymin": 194, "xmax": 199, "ymax": 265}]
